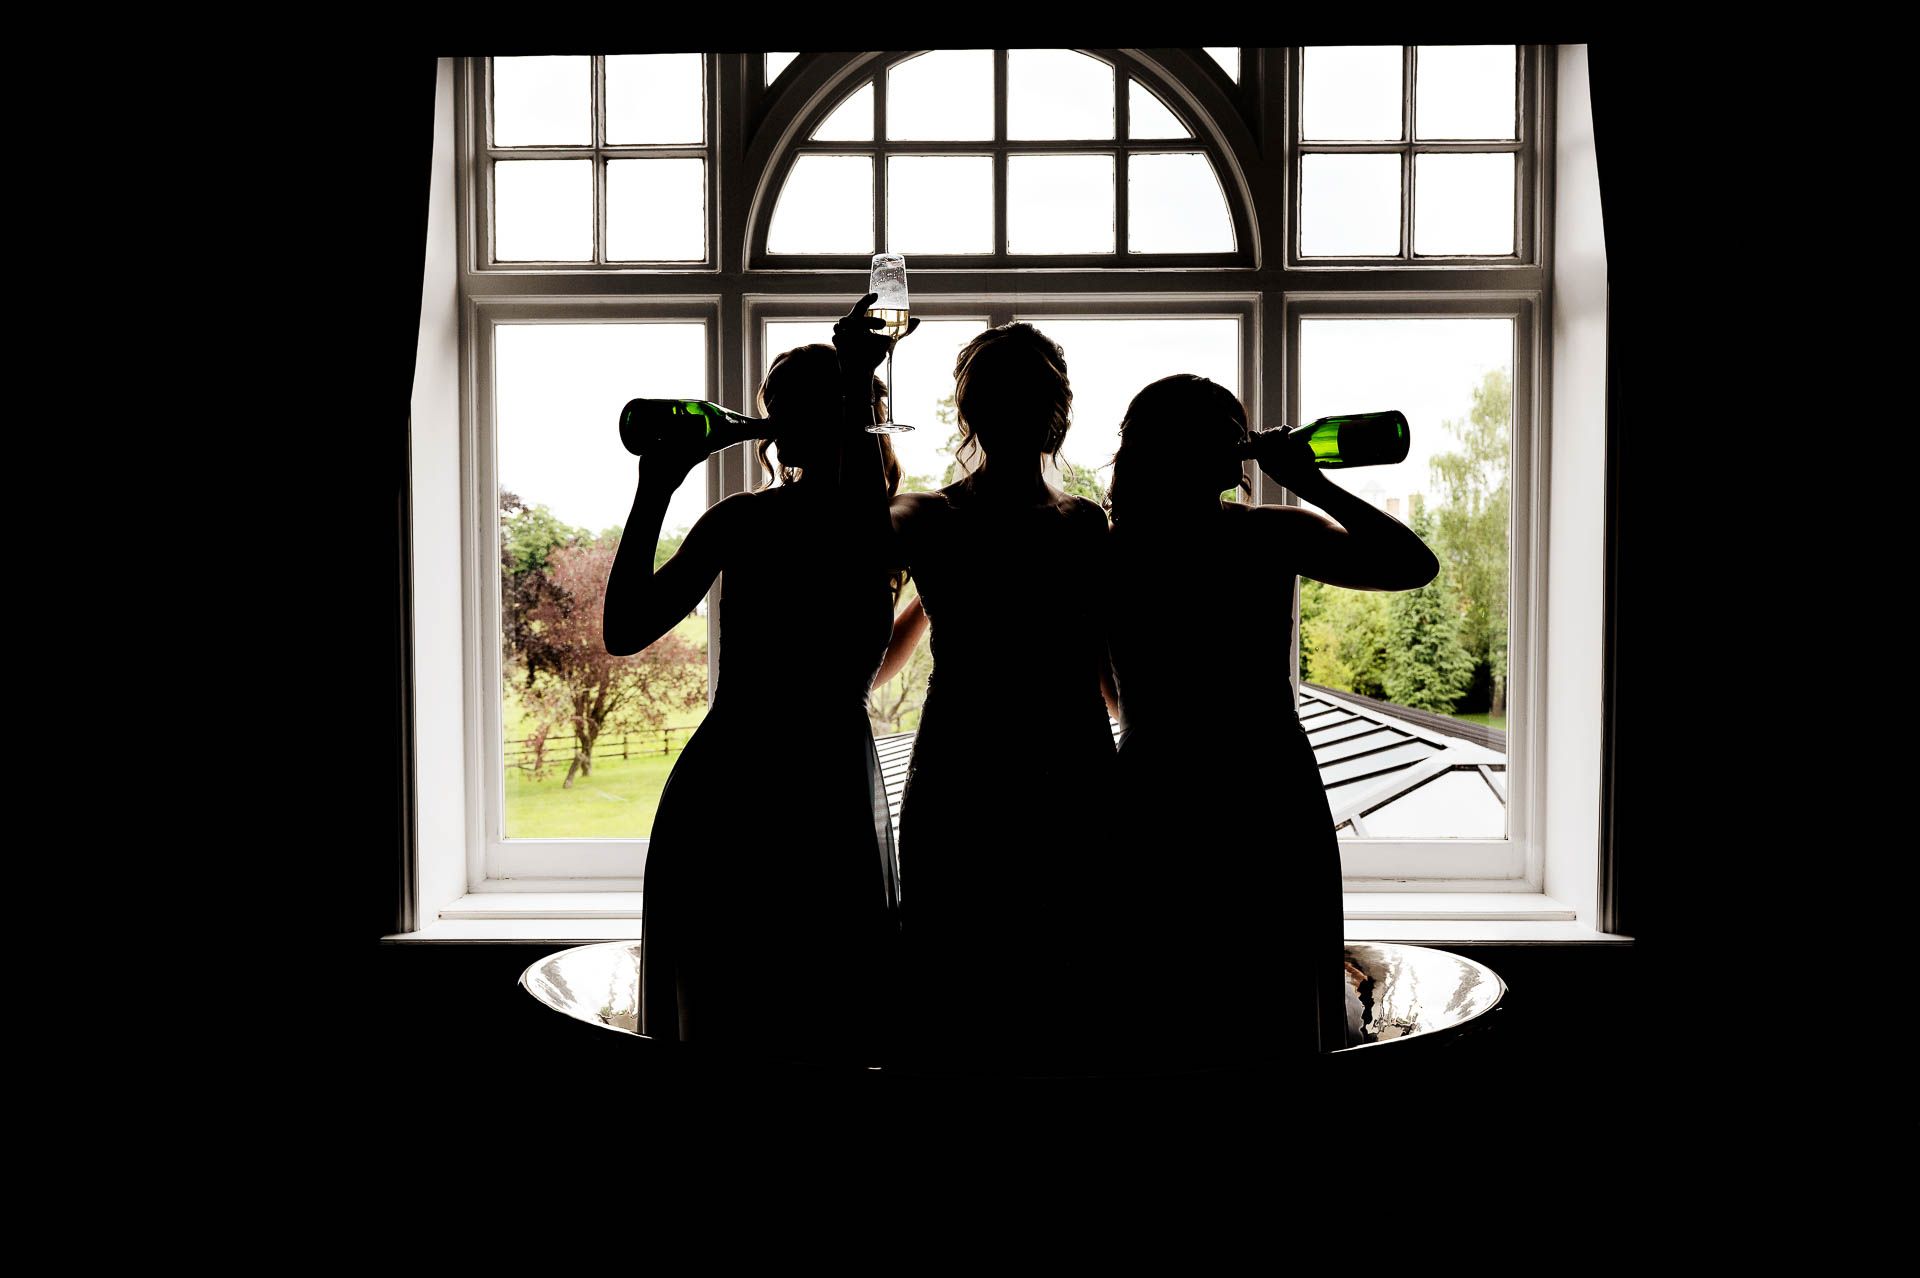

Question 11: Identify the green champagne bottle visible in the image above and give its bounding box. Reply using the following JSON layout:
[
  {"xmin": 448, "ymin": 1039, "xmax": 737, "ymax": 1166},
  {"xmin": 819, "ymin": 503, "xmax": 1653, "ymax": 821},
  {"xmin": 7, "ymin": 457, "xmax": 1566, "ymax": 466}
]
[
  {"xmin": 618, "ymin": 398, "xmax": 766, "ymax": 458},
  {"xmin": 1234, "ymin": 410, "xmax": 1410, "ymax": 468}
]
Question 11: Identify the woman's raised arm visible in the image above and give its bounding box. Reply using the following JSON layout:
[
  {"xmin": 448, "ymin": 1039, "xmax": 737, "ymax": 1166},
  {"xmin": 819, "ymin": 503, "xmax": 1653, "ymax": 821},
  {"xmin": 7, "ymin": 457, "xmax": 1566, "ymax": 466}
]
[
  {"xmin": 603, "ymin": 447, "xmax": 742, "ymax": 656},
  {"xmin": 874, "ymin": 593, "xmax": 929, "ymax": 688},
  {"xmin": 1247, "ymin": 427, "xmax": 1440, "ymax": 592},
  {"xmin": 831, "ymin": 292, "xmax": 919, "ymax": 571}
]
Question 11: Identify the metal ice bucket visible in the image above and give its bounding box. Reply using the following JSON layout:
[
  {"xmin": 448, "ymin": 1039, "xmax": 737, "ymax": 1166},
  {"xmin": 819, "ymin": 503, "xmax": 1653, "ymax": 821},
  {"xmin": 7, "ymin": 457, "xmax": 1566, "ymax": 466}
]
[{"xmin": 520, "ymin": 940, "xmax": 1505, "ymax": 1066}]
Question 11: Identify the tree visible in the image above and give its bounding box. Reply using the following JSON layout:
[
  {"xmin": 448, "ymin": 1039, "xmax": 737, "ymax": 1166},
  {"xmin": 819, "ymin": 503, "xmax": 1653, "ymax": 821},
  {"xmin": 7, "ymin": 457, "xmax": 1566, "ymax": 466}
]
[
  {"xmin": 1299, "ymin": 577, "xmax": 1393, "ymax": 698},
  {"xmin": 1382, "ymin": 503, "xmax": 1476, "ymax": 712},
  {"xmin": 1428, "ymin": 368, "xmax": 1511, "ymax": 715},
  {"xmin": 502, "ymin": 490, "xmax": 586, "ymax": 577},
  {"xmin": 501, "ymin": 491, "xmax": 707, "ymax": 787},
  {"xmin": 867, "ymin": 589, "xmax": 934, "ymax": 735},
  {"xmin": 935, "ymin": 392, "xmax": 968, "ymax": 486},
  {"xmin": 521, "ymin": 540, "xmax": 707, "ymax": 787},
  {"xmin": 501, "ymin": 491, "xmax": 586, "ymax": 683},
  {"xmin": 651, "ymin": 528, "xmax": 686, "ymax": 572},
  {"xmin": 1059, "ymin": 460, "xmax": 1107, "ymax": 505}
]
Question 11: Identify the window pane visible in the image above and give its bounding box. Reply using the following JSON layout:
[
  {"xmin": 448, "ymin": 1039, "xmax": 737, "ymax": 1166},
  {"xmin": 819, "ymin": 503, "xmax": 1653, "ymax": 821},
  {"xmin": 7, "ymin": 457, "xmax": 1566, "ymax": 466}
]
[
  {"xmin": 888, "ymin": 156, "xmax": 993, "ymax": 254},
  {"xmin": 766, "ymin": 52, "xmax": 797, "ymax": 84},
  {"xmin": 812, "ymin": 82, "xmax": 873, "ymax": 140},
  {"xmin": 1298, "ymin": 316, "xmax": 1513, "ymax": 841},
  {"xmin": 1416, "ymin": 45, "xmax": 1516, "ymax": 140},
  {"xmin": 763, "ymin": 321, "xmax": 839, "ymax": 368},
  {"xmin": 495, "ymin": 322, "xmax": 711, "ymax": 841},
  {"xmin": 1007, "ymin": 154, "xmax": 1114, "ymax": 254},
  {"xmin": 1360, "ymin": 770, "xmax": 1507, "ymax": 838},
  {"xmin": 887, "ymin": 50, "xmax": 993, "ymax": 140},
  {"xmin": 607, "ymin": 158, "xmax": 706, "ymax": 261},
  {"xmin": 1414, "ymin": 153, "xmax": 1514, "ymax": 255},
  {"xmin": 1299, "ymin": 154, "xmax": 1400, "ymax": 256},
  {"xmin": 1127, "ymin": 153, "xmax": 1234, "ymax": 253},
  {"xmin": 1302, "ymin": 46, "xmax": 1403, "ymax": 141},
  {"xmin": 1128, "ymin": 80, "xmax": 1190, "ymax": 138},
  {"xmin": 492, "ymin": 56, "xmax": 590, "ymax": 146},
  {"xmin": 605, "ymin": 54, "xmax": 704, "ymax": 145},
  {"xmin": 1008, "ymin": 49, "xmax": 1114, "ymax": 140},
  {"xmin": 767, "ymin": 155, "xmax": 874, "ymax": 254},
  {"xmin": 1203, "ymin": 47, "xmax": 1240, "ymax": 82},
  {"xmin": 1007, "ymin": 318, "xmax": 1240, "ymax": 498},
  {"xmin": 494, "ymin": 159, "xmax": 592, "ymax": 261}
]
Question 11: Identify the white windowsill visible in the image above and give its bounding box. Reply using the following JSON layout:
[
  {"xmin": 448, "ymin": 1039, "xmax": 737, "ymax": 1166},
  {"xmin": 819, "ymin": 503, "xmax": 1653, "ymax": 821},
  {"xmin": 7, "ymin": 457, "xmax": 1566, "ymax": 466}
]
[{"xmin": 381, "ymin": 892, "xmax": 1632, "ymax": 946}]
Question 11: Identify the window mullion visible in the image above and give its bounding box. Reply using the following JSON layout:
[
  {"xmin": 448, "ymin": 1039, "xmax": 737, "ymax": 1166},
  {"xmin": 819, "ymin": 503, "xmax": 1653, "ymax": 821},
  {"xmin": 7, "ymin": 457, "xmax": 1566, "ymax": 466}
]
[
  {"xmin": 1114, "ymin": 61, "xmax": 1129, "ymax": 257},
  {"xmin": 1516, "ymin": 44, "xmax": 1530, "ymax": 266},
  {"xmin": 873, "ymin": 65, "xmax": 888, "ymax": 254},
  {"xmin": 1402, "ymin": 44, "xmax": 1415, "ymax": 262},
  {"xmin": 994, "ymin": 50, "xmax": 1008, "ymax": 256},
  {"xmin": 485, "ymin": 147, "xmax": 601, "ymax": 160},
  {"xmin": 593, "ymin": 56, "xmax": 606, "ymax": 267}
]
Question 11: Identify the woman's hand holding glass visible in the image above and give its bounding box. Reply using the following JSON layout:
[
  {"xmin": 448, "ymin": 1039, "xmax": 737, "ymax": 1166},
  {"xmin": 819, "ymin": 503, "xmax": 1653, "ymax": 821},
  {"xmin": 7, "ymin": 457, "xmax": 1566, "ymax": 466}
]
[
  {"xmin": 833, "ymin": 292, "xmax": 918, "ymax": 431},
  {"xmin": 866, "ymin": 254, "xmax": 918, "ymax": 433}
]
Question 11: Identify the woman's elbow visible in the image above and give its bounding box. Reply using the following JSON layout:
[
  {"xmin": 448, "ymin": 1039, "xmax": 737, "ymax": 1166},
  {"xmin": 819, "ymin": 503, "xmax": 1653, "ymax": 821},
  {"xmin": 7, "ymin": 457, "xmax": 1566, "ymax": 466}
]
[
  {"xmin": 1401, "ymin": 546, "xmax": 1441, "ymax": 591},
  {"xmin": 603, "ymin": 617, "xmax": 642, "ymax": 656}
]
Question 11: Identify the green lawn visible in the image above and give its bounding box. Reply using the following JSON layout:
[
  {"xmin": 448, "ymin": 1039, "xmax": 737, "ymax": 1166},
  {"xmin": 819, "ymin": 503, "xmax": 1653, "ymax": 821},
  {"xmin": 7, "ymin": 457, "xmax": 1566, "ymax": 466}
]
[
  {"xmin": 501, "ymin": 613, "xmax": 708, "ymax": 839},
  {"xmin": 1448, "ymin": 711, "xmax": 1508, "ymax": 732},
  {"xmin": 503, "ymin": 747, "xmax": 689, "ymax": 838}
]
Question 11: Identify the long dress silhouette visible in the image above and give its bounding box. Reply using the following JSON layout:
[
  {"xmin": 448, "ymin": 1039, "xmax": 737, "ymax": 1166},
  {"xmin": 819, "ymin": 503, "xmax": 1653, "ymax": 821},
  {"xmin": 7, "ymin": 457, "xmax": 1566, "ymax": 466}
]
[
  {"xmin": 605, "ymin": 347, "xmax": 902, "ymax": 1065},
  {"xmin": 898, "ymin": 481, "xmax": 1117, "ymax": 1062},
  {"xmin": 638, "ymin": 493, "xmax": 898, "ymax": 1062},
  {"xmin": 866, "ymin": 322, "xmax": 1118, "ymax": 1070},
  {"xmin": 1104, "ymin": 374, "xmax": 1439, "ymax": 1068},
  {"xmin": 1108, "ymin": 510, "xmax": 1345, "ymax": 1065}
]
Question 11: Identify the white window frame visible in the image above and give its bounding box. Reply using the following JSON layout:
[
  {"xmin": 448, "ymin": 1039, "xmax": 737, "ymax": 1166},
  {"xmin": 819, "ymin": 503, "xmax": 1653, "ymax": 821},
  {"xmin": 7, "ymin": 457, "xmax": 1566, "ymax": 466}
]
[
  {"xmin": 1289, "ymin": 45, "xmax": 1536, "ymax": 268},
  {"xmin": 467, "ymin": 296, "xmax": 720, "ymax": 887},
  {"xmin": 405, "ymin": 47, "xmax": 1619, "ymax": 939},
  {"xmin": 1282, "ymin": 294, "xmax": 1541, "ymax": 889},
  {"xmin": 475, "ymin": 54, "xmax": 720, "ymax": 272}
]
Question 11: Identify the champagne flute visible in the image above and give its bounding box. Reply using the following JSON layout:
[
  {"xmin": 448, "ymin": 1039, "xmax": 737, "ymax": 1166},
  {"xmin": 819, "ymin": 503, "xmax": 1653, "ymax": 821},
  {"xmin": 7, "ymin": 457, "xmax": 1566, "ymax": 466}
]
[{"xmin": 865, "ymin": 253, "xmax": 915, "ymax": 434}]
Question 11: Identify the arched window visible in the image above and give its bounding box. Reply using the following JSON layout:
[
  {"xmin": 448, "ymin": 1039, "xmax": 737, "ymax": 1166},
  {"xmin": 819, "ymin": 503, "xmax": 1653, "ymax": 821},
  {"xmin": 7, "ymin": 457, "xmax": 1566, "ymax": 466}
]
[
  {"xmin": 430, "ymin": 48, "xmax": 1596, "ymax": 920},
  {"xmin": 753, "ymin": 50, "xmax": 1247, "ymax": 268}
]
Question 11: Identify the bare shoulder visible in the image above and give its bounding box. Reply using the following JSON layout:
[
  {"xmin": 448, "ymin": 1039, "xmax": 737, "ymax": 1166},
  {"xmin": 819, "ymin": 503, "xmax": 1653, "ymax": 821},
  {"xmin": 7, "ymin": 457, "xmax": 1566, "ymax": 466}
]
[
  {"xmin": 701, "ymin": 489, "xmax": 761, "ymax": 526},
  {"xmin": 680, "ymin": 489, "xmax": 760, "ymax": 545},
  {"xmin": 892, "ymin": 489, "xmax": 948, "ymax": 526},
  {"xmin": 1064, "ymin": 493, "xmax": 1112, "ymax": 534}
]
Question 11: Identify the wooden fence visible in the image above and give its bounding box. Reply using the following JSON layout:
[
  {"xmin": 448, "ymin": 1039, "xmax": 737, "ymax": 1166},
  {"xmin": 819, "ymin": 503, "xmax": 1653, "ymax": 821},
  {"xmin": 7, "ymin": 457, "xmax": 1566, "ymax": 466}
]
[{"xmin": 504, "ymin": 726, "xmax": 692, "ymax": 770}]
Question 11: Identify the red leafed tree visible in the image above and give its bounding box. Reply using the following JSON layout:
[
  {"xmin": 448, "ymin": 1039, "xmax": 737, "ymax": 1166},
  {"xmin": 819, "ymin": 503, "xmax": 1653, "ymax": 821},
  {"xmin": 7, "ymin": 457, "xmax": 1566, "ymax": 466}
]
[{"xmin": 515, "ymin": 538, "xmax": 706, "ymax": 788}]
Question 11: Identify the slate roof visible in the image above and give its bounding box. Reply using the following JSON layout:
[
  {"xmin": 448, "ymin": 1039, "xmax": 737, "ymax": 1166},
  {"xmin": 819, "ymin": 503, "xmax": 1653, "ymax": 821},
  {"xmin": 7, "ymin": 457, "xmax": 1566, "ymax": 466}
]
[
  {"xmin": 1297, "ymin": 684, "xmax": 1507, "ymax": 838},
  {"xmin": 871, "ymin": 682, "xmax": 1508, "ymax": 840}
]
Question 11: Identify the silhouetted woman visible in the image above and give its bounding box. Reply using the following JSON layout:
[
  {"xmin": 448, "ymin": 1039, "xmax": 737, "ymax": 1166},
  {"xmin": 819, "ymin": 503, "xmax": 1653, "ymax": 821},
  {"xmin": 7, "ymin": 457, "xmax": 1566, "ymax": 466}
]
[
  {"xmin": 1103, "ymin": 375, "xmax": 1438, "ymax": 1067},
  {"xmin": 837, "ymin": 313, "xmax": 1118, "ymax": 1068},
  {"xmin": 603, "ymin": 344, "xmax": 906, "ymax": 1064}
]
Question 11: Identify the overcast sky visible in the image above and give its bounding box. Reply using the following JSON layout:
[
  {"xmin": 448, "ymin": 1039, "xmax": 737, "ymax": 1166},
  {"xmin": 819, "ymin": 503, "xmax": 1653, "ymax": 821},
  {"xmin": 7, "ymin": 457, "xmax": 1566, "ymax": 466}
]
[{"xmin": 496, "ymin": 314, "xmax": 1511, "ymax": 538}]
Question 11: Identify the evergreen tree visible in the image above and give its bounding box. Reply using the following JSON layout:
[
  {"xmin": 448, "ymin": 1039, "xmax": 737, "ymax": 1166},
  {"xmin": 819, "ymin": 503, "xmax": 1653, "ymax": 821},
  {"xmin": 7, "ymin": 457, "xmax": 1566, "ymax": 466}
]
[
  {"xmin": 1300, "ymin": 578, "xmax": 1393, "ymax": 698},
  {"xmin": 1428, "ymin": 368, "xmax": 1511, "ymax": 715},
  {"xmin": 1383, "ymin": 502, "xmax": 1476, "ymax": 712}
]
